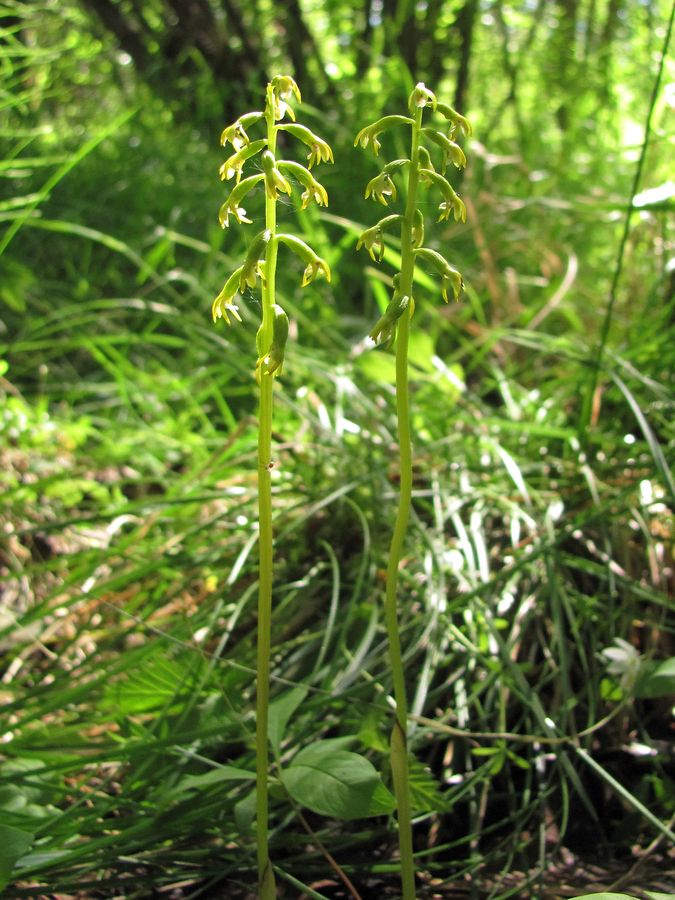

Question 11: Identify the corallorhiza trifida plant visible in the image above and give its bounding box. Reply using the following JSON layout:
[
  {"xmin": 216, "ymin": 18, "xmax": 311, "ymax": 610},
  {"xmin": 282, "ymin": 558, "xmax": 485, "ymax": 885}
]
[
  {"xmin": 212, "ymin": 75, "xmax": 332, "ymax": 899},
  {"xmin": 354, "ymin": 83, "xmax": 471, "ymax": 899}
]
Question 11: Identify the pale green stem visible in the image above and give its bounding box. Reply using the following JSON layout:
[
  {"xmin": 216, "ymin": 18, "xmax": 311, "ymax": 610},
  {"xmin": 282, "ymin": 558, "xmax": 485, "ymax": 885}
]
[
  {"xmin": 256, "ymin": 86, "xmax": 278, "ymax": 900},
  {"xmin": 384, "ymin": 104, "xmax": 423, "ymax": 900}
]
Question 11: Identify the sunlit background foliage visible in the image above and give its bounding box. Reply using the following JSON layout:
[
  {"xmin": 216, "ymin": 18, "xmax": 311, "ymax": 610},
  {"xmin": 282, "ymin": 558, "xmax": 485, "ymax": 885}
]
[{"xmin": 1, "ymin": 0, "xmax": 673, "ymax": 896}]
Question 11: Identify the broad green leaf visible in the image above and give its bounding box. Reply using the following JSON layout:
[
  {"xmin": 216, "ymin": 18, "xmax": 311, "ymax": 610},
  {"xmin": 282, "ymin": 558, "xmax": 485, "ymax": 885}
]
[
  {"xmin": 408, "ymin": 331, "xmax": 435, "ymax": 373},
  {"xmin": 234, "ymin": 788, "xmax": 256, "ymax": 835},
  {"xmin": 408, "ymin": 756, "xmax": 446, "ymax": 813},
  {"xmin": 268, "ymin": 686, "xmax": 308, "ymax": 756},
  {"xmin": 569, "ymin": 895, "xmax": 639, "ymax": 900},
  {"xmin": 635, "ymin": 657, "xmax": 675, "ymax": 699},
  {"xmin": 357, "ymin": 348, "xmax": 396, "ymax": 384},
  {"xmin": 168, "ymin": 765, "xmax": 255, "ymax": 798},
  {"xmin": 284, "ymin": 741, "xmax": 395, "ymax": 820},
  {"xmin": 0, "ymin": 824, "xmax": 33, "ymax": 890},
  {"xmin": 358, "ymin": 710, "xmax": 389, "ymax": 753},
  {"xmin": 103, "ymin": 654, "xmax": 198, "ymax": 715}
]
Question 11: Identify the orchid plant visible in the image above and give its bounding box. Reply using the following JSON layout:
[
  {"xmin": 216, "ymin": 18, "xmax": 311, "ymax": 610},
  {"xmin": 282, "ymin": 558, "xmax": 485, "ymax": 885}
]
[
  {"xmin": 212, "ymin": 75, "xmax": 332, "ymax": 899},
  {"xmin": 355, "ymin": 82, "xmax": 471, "ymax": 900}
]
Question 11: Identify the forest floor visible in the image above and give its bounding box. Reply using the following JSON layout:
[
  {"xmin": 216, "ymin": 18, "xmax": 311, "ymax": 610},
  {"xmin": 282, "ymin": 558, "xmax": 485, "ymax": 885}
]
[{"xmin": 287, "ymin": 848, "xmax": 675, "ymax": 900}]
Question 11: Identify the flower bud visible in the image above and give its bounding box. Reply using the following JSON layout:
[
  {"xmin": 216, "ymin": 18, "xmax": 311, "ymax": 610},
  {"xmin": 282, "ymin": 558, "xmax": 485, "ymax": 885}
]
[
  {"xmin": 261, "ymin": 150, "xmax": 292, "ymax": 200},
  {"xmin": 239, "ymin": 229, "xmax": 271, "ymax": 291},
  {"xmin": 412, "ymin": 209, "xmax": 425, "ymax": 248},
  {"xmin": 269, "ymin": 75, "xmax": 301, "ymax": 121},
  {"xmin": 369, "ymin": 292, "xmax": 411, "ymax": 346},
  {"xmin": 408, "ymin": 82, "xmax": 437, "ymax": 113},
  {"xmin": 271, "ymin": 75, "xmax": 301, "ymax": 104},
  {"xmin": 257, "ymin": 304, "xmax": 289, "ymax": 377},
  {"xmin": 418, "ymin": 146, "xmax": 435, "ymax": 172}
]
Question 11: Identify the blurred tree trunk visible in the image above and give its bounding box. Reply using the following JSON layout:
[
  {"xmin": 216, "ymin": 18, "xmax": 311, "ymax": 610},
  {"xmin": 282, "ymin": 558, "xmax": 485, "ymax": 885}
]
[
  {"xmin": 78, "ymin": 0, "xmax": 343, "ymax": 116},
  {"xmin": 356, "ymin": 0, "xmax": 374, "ymax": 77},
  {"xmin": 489, "ymin": 0, "xmax": 526, "ymax": 142},
  {"xmin": 424, "ymin": 0, "xmax": 445, "ymax": 87},
  {"xmin": 79, "ymin": 0, "xmax": 261, "ymax": 118},
  {"xmin": 277, "ymin": 0, "xmax": 334, "ymax": 103},
  {"xmin": 598, "ymin": 0, "xmax": 624, "ymax": 101},
  {"xmin": 553, "ymin": 0, "xmax": 579, "ymax": 132},
  {"xmin": 380, "ymin": 0, "xmax": 417, "ymax": 74},
  {"xmin": 454, "ymin": 0, "xmax": 477, "ymax": 113},
  {"xmin": 80, "ymin": 0, "xmax": 151, "ymax": 72}
]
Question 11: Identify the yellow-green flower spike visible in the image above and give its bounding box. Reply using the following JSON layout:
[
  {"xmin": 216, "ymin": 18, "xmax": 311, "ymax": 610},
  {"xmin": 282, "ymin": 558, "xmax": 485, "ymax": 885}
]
[
  {"xmin": 354, "ymin": 82, "xmax": 471, "ymax": 900},
  {"xmin": 212, "ymin": 80, "xmax": 333, "ymax": 898}
]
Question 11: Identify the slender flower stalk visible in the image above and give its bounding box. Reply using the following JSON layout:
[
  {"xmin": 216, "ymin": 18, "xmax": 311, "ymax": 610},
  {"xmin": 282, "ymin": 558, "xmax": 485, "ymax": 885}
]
[
  {"xmin": 212, "ymin": 75, "xmax": 332, "ymax": 899},
  {"xmin": 355, "ymin": 83, "xmax": 471, "ymax": 900}
]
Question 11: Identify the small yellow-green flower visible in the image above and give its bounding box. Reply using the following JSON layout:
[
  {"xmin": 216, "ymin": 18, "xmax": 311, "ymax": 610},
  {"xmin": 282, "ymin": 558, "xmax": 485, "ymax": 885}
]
[
  {"xmin": 409, "ymin": 82, "xmax": 437, "ymax": 112},
  {"xmin": 220, "ymin": 140, "xmax": 267, "ymax": 183},
  {"xmin": 219, "ymin": 200, "xmax": 252, "ymax": 228},
  {"xmin": 307, "ymin": 137, "xmax": 334, "ymax": 169},
  {"xmin": 415, "ymin": 246, "xmax": 464, "ymax": 303},
  {"xmin": 270, "ymin": 74, "xmax": 301, "ymax": 121},
  {"xmin": 354, "ymin": 116, "xmax": 412, "ymax": 157},
  {"xmin": 422, "ymin": 128, "xmax": 467, "ymax": 172},
  {"xmin": 301, "ymin": 181, "xmax": 328, "ymax": 209},
  {"xmin": 356, "ymin": 214, "xmax": 401, "ymax": 262},
  {"xmin": 212, "ymin": 298, "xmax": 242, "ymax": 325},
  {"xmin": 365, "ymin": 171, "xmax": 397, "ymax": 206},
  {"xmin": 277, "ymin": 160, "xmax": 328, "ymax": 209},
  {"xmin": 220, "ymin": 112, "xmax": 264, "ymax": 150},
  {"xmin": 218, "ymin": 174, "xmax": 264, "ymax": 228},
  {"xmin": 221, "ymin": 121, "xmax": 249, "ymax": 151},
  {"xmin": 441, "ymin": 268, "xmax": 463, "ymax": 303},
  {"xmin": 272, "ymin": 75, "xmax": 301, "ymax": 104},
  {"xmin": 240, "ymin": 258, "xmax": 263, "ymax": 291},
  {"xmin": 438, "ymin": 195, "xmax": 466, "ymax": 223},
  {"xmin": 278, "ymin": 124, "xmax": 334, "ymax": 170},
  {"xmin": 436, "ymin": 102, "xmax": 472, "ymax": 137},
  {"xmin": 301, "ymin": 257, "xmax": 331, "ymax": 287},
  {"xmin": 212, "ymin": 266, "xmax": 245, "ymax": 324},
  {"xmin": 356, "ymin": 223, "xmax": 385, "ymax": 262},
  {"xmin": 276, "ymin": 233, "xmax": 331, "ymax": 287}
]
